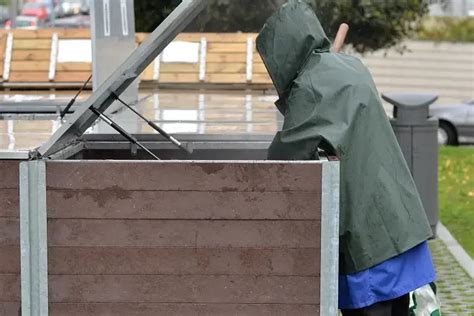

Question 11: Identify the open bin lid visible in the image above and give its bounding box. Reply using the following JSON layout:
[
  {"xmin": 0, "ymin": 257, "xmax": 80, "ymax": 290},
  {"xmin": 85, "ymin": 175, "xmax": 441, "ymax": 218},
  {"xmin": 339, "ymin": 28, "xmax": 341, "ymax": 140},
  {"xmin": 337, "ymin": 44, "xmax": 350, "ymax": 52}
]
[{"xmin": 35, "ymin": 0, "xmax": 207, "ymax": 159}]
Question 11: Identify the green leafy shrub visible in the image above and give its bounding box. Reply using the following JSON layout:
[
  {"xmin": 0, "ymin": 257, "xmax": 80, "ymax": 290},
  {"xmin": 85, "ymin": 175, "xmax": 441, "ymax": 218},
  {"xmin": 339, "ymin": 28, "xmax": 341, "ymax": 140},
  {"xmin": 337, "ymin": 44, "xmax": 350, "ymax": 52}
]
[
  {"xmin": 417, "ymin": 17, "xmax": 474, "ymax": 42},
  {"xmin": 135, "ymin": 0, "xmax": 428, "ymax": 54}
]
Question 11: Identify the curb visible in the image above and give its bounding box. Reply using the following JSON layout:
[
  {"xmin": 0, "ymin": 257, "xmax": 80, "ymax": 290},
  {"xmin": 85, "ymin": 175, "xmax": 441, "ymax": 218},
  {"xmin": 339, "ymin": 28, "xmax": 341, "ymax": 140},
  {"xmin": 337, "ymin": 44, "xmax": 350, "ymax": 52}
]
[{"xmin": 437, "ymin": 223, "xmax": 474, "ymax": 279}]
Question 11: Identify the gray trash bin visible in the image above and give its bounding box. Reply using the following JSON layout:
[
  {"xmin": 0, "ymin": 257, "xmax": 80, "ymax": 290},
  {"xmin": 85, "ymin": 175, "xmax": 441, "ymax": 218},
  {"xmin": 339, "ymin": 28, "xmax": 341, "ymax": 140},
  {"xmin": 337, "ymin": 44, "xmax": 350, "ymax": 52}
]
[{"xmin": 382, "ymin": 93, "xmax": 439, "ymax": 237}]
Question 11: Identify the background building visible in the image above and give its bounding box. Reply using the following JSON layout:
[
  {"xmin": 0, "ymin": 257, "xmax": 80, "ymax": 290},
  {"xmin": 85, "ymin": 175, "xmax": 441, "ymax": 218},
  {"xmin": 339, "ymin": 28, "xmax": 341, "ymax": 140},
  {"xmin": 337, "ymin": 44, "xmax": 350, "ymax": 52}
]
[{"xmin": 428, "ymin": 0, "xmax": 474, "ymax": 16}]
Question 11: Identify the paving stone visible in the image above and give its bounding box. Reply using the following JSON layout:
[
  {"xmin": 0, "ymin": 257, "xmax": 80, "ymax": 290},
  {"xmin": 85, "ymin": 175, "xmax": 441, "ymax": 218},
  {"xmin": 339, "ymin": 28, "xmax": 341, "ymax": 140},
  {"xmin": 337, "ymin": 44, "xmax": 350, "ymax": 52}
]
[{"xmin": 430, "ymin": 239, "xmax": 474, "ymax": 315}]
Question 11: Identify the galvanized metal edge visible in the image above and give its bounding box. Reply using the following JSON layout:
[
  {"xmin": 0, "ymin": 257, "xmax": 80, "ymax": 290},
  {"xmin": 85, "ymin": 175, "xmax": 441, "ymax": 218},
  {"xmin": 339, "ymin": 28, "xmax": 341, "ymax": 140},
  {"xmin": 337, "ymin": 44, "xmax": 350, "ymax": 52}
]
[
  {"xmin": 0, "ymin": 150, "xmax": 30, "ymax": 160},
  {"xmin": 320, "ymin": 160, "xmax": 340, "ymax": 315},
  {"xmin": 47, "ymin": 141, "xmax": 85, "ymax": 160},
  {"xmin": 20, "ymin": 161, "xmax": 48, "ymax": 316}
]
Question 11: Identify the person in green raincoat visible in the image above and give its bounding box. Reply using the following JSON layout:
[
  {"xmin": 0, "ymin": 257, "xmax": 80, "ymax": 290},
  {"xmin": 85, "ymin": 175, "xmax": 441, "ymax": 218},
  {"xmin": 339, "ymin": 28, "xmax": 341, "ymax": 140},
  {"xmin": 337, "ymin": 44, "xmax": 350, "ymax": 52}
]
[{"xmin": 256, "ymin": 1, "xmax": 437, "ymax": 315}]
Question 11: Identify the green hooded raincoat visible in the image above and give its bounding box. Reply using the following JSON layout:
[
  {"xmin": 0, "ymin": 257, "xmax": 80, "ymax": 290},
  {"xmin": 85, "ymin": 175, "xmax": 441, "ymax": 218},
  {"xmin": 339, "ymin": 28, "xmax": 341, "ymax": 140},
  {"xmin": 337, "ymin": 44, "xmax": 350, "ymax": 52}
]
[{"xmin": 257, "ymin": 0, "xmax": 433, "ymax": 274}]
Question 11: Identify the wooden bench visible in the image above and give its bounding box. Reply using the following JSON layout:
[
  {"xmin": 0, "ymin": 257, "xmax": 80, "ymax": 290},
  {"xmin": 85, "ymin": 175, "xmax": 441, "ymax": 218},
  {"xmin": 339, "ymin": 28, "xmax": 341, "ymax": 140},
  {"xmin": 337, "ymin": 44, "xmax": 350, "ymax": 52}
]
[
  {"xmin": 0, "ymin": 29, "xmax": 272, "ymax": 90},
  {"xmin": 138, "ymin": 33, "xmax": 271, "ymax": 87},
  {"xmin": 0, "ymin": 29, "xmax": 92, "ymax": 88}
]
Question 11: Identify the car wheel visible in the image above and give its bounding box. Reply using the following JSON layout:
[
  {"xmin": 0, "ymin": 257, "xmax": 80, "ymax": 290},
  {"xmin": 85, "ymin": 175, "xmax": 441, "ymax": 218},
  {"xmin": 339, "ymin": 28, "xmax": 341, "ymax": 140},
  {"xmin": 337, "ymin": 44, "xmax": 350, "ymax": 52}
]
[{"xmin": 438, "ymin": 121, "xmax": 457, "ymax": 146}]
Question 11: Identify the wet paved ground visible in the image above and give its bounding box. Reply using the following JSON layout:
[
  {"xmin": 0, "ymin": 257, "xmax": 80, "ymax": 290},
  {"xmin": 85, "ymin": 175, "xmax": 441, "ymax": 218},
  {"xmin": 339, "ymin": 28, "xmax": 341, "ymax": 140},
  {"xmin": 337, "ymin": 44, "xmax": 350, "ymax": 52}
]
[
  {"xmin": 0, "ymin": 90, "xmax": 280, "ymax": 151},
  {"xmin": 430, "ymin": 239, "xmax": 474, "ymax": 315},
  {"xmin": 1, "ymin": 90, "xmax": 472, "ymax": 153}
]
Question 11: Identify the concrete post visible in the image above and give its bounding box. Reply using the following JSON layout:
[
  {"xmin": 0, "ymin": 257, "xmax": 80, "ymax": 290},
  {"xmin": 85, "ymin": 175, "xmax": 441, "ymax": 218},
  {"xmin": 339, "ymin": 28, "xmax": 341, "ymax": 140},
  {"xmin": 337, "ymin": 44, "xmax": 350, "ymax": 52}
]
[{"xmin": 90, "ymin": 0, "xmax": 140, "ymax": 133}]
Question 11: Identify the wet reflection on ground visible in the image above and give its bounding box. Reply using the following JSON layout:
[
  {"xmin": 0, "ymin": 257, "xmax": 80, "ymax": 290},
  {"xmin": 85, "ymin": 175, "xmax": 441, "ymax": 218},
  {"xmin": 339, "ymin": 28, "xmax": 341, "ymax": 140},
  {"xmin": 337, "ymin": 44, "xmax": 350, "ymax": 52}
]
[{"xmin": 0, "ymin": 90, "xmax": 280, "ymax": 151}]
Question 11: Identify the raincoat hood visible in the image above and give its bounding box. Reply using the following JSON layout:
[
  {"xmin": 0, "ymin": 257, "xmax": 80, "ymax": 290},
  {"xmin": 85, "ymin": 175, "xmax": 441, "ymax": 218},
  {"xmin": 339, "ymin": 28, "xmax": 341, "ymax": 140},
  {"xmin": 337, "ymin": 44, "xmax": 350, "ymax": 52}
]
[{"xmin": 256, "ymin": 0, "xmax": 331, "ymax": 98}]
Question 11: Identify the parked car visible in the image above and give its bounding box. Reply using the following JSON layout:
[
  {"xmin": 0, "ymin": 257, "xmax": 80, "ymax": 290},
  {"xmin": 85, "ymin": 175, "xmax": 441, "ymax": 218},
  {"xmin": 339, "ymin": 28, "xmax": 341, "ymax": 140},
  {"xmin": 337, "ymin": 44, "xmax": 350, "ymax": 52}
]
[
  {"xmin": 430, "ymin": 99, "xmax": 474, "ymax": 145},
  {"xmin": 39, "ymin": 0, "xmax": 60, "ymax": 17},
  {"xmin": 49, "ymin": 14, "xmax": 90, "ymax": 28},
  {"xmin": 21, "ymin": 2, "xmax": 49, "ymax": 21},
  {"xmin": 5, "ymin": 15, "xmax": 45, "ymax": 30}
]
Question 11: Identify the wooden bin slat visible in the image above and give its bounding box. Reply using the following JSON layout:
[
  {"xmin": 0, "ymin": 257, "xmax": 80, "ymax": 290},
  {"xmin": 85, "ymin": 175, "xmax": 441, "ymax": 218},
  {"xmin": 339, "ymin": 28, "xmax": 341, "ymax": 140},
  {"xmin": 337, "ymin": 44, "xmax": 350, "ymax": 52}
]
[
  {"xmin": 47, "ymin": 219, "xmax": 320, "ymax": 248},
  {"xmin": 47, "ymin": 190, "xmax": 320, "ymax": 220},
  {"xmin": 0, "ymin": 161, "xmax": 21, "ymax": 315},
  {"xmin": 48, "ymin": 275, "xmax": 319, "ymax": 304},
  {"xmin": 0, "ymin": 162, "xmax": 20, "ymax": 189},
  {"xmin": 46, "ymin": 162, "xmax": 322, "ymax": 192},
  {"xmin": 48, "ymin": 247, "xmax": 320, "ymax": 276},
  {"xmin": 0, "ymin": 218, "xmax": 20, "ymax": 246},
  {"xmin": 48, "ymin": 303, "xmax": 318, "ymax": 316},
  {"xmin": 0, "ymin": 189, "xmax": 19, "ymax": 218},
  {"xmin": 0, "ymin": 246, "xmax": 20, "ymax": 274},
  {"xmin": 0, "ymin": 274, "xmax": 20, "ymax": 302},
  {"xmin": 0, "ymin": 159, "xmax": 20, "ymax": 312},
  {"xmin": 0, "ymin": 303, "xmax": 20, "ymax": 316}
]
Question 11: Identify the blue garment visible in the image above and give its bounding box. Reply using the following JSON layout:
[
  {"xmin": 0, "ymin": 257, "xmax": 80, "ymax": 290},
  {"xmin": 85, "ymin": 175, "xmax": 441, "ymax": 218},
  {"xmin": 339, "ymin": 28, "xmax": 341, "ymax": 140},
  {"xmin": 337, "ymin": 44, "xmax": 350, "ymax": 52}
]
[{"xmin": 339, "ymin": 241, "xmax": 436, "ymax": 309}]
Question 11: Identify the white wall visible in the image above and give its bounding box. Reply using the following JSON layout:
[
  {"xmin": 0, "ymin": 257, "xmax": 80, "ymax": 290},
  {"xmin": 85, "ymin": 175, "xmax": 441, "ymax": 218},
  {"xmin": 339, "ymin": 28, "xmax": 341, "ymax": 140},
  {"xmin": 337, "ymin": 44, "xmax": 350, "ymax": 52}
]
[{"xmin": 357, "ymin": 40, "xmax": 474, "ymax": 105}]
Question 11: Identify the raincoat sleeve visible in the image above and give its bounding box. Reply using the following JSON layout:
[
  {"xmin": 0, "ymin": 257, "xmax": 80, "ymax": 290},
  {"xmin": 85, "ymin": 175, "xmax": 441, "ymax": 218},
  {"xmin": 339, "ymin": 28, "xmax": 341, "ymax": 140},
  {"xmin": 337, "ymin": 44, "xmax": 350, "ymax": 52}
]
[{"xmin": 268, "ymin": 78, "xmax": 366, "ymax": 161}]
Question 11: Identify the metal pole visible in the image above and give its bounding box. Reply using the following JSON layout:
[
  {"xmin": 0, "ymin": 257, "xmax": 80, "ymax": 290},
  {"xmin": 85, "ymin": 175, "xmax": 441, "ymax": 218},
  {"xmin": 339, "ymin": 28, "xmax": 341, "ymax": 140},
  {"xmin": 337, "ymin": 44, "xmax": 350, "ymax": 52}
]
[{"xmin": 9, "ymin": 0, "xmax": 18, "ymax": 26}]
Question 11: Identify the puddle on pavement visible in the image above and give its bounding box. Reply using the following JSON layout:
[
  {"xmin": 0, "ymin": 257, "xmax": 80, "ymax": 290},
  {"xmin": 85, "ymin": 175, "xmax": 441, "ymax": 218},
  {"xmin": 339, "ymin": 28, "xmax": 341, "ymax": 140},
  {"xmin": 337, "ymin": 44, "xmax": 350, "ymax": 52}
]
[{"xmin": 0, "ymin": 90, "xmax": 280, "ymax": 151}]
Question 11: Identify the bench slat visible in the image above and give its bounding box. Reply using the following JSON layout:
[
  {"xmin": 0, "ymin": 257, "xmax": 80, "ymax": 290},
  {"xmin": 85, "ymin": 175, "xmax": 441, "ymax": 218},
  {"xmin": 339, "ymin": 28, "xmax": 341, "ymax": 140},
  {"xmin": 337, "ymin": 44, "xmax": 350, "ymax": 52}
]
[
  {"xmin": 11, "ymin": 61, "xmax": 49, "ymax": 72},
  {"xmin": 13, "ymin": 39, "xmax": 51, "ymax": 50},
  {"xmin": 12, "ymin": 50, "xmax": 50, "ymax": 61},
  {"xmin": 56, "ymin": 62, "xmax": 91, "ymax": 72},
  {"xmin": 9, "ymin": 71, "xmax": 49, "ymax": 82}
]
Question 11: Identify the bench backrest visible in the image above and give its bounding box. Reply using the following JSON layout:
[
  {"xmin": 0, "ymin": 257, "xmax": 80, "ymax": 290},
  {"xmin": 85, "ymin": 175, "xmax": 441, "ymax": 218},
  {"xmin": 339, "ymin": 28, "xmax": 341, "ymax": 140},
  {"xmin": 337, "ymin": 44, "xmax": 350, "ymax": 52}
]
[{"xmin": 0, "ymin": 30, "xmax": 272, "ymax": 89}]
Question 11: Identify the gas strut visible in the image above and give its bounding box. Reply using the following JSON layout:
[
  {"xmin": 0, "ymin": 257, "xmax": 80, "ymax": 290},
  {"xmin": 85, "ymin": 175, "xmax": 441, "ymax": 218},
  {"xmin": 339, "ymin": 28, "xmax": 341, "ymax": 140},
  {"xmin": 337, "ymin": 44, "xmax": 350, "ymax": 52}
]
[
  {"xmin": 89, "ymin": 106, "xmax": 160, "ymax": 160},
  {"xmin": 60, "ymin": 74, "xmax": 93, "ymax": 119},
  {"xmin": 110, "ymin": 91, "xmax": 193, "ymax": 154},
  {"xmin": 58, "ymin": 73, "xmax": 190, "ymax": 158}
]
